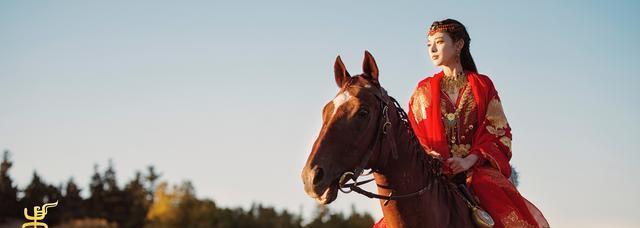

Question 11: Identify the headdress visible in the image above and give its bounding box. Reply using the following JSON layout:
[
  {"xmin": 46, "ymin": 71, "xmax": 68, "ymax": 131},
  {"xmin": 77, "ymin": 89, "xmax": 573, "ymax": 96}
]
[{"xmin": 428, "ymin": 23, "xmax": 463, "ymax": 36}]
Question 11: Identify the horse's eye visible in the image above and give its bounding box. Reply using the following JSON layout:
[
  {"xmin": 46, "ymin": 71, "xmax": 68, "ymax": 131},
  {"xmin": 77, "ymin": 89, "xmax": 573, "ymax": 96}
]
[{"xmin": 357, "ymin": 108, "xmax": 369, "ymax": 117}]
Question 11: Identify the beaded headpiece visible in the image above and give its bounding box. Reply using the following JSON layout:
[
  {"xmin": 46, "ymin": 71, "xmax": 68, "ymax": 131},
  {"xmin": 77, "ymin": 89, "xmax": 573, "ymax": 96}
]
[{"xmin": 428, "ymin": 23, "xmax": 462, "ymax": 36}]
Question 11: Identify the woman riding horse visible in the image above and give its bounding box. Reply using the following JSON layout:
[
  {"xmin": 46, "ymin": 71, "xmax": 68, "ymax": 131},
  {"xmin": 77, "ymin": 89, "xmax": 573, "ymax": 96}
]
[{"xmin": 402, "ymin": 19, "xmax": 550, "ymax": 228}]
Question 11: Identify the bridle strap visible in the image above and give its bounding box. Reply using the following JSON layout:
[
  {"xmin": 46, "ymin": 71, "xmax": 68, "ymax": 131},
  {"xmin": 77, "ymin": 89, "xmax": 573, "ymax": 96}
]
[
  {"xmin": 338, "ymin": 85, "xmax": 431, "ymax": 205},
  {"xmin": 349, "ymin": 88, "xmax": 388, "ymax": 182},
  {"xmin": 348, "ymin": 179, "xmax": 433, "ymax": 206},
  {"xmin": 337, "ymin": 86, "xmax": 469, "ymax": 208}
]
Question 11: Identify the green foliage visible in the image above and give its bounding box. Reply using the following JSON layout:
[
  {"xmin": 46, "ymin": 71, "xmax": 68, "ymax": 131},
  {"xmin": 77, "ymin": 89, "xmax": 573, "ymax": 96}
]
[
  {"xmin": 145, "ymin": 183, "xmax": 373, "ymax": 228},
  {"xmin": 0, "ymin": 154, "xmax": 375, "ymax": 227},
  {"xmin": 60, "ymin": 178, "xmax": 85, "ymax": 220},
  {"xmin": 0, "ymin": 150, "xmax": 19, "ymax": 221},
  {"xmin": 19, "ymin": 171, "xmax": 63, "ymax": 224},
  {"xmin": 122, "ymin": 171, "xmax": 150, "ymax": 228},
  {"xmin": 306, "ymin": 205, "xmax": 374, "ymax": 228}
]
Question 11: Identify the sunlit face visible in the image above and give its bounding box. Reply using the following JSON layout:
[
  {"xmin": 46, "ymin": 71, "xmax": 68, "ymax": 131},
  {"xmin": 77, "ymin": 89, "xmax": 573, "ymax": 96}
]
[{"xmin": 427, "ymin": 32, "xmax": 463, "ymax": 67}]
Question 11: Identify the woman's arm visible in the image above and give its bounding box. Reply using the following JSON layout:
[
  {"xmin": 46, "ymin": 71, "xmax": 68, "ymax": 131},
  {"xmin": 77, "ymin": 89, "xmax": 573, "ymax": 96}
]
[
  {"xmin": 469, "ymin": 85, "xmax": 513, "ymax": 177},
  {"xmin": 449, "ymin": 77, "xmax": 513, "ymax": 176}
]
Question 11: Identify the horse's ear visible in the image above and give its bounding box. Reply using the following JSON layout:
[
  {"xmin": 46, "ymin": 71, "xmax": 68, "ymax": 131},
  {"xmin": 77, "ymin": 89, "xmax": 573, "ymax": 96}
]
[
  {"xmin": 334, "ymin": 55, "xmax": 351, "ymax": 88},
  {"xmin": 362, "ymin": 50, "xmax": 379, "ymax": 83}
]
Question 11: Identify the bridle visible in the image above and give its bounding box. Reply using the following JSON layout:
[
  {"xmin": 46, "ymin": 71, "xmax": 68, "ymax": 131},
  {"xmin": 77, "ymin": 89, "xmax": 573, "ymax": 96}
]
[
  {"xmin": 336, "ymin": 82, "xmax": 434, "ymax": 206},
  {"xmin": 332, "ymin": 78, "xmax": 482, "ymax": 220}
]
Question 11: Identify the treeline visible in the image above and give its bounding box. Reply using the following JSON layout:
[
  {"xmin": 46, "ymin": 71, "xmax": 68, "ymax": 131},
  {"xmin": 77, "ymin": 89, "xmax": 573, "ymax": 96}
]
[{"xmin": 0, "ymin": 150, "xmax": 374, "ymax": 227}]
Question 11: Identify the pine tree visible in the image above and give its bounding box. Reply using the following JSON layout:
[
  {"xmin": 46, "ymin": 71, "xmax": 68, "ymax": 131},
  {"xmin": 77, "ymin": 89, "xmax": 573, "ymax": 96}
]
[
  {"xmin": 103, "ymin": 160, "xmax": 127, "ymax": 225},
  {"xmin": 60, "ymin": 178, "xmax": 84, "ymax": 221},
  {"xmin": 510, "ymin": 166, "xmax": 520, "ymax": 188},
  {"xmin": 345, "ymin": 205, "xmax": 375, "ymax": 228},
  {"xmin": 104, "ymin": 159, "xmax": 118, "ymax": 192},
  {"xmin": 145, "ymin": 165, "xmax": 160, "ymax": 202},
  {"xmin": 305, "ymin": 204, "xmax": 373, "ymax": 228},
  {"xmin": 87, "ymin": 164, "xmax": 106, "ymax": 218},
  {"xmin": 19, "ymin": 171, "xmax": 62, "ymax": 225},
  {"xmin": 0, "ymin": 150, "xmax": 19, "ymax": 221},
  {"xmin": 122, "ymin": 171, "xmax": 150, "ymax": 228},
  {"xmin": 20, "ymin": 172, "xmax": 49, "ymax": 207}
]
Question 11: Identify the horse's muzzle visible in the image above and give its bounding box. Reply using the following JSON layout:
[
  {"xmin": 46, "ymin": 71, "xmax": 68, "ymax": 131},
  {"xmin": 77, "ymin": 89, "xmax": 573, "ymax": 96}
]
[{"xmin": 301, "ymin": 165, "xmax": 339, "ymax": 204}]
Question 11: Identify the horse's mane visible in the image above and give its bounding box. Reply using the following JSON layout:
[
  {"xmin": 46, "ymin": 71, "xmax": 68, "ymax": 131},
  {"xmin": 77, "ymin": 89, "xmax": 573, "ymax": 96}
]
[
  {"xmin": 345, "ymin": 75, "xmax": 447, "ymax": 181},
  {"xmin": 387, "ymin": 95, "xmax": 449, "ymax": 181}
]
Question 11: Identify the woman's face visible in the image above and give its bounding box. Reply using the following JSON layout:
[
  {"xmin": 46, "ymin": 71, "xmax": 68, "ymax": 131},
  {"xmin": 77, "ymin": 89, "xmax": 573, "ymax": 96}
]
[{"xmin": 427, "ymin": 32, "xmax": 462, "ymax": 67}]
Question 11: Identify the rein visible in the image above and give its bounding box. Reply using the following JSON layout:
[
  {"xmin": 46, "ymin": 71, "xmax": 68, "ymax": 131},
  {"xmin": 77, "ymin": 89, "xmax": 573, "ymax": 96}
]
[
  {"xmin": 337, "ymin": 84, "xmax": 440, "ymax": 206},
  {"xmin": 337, "ymin": 83, "xmax": 480, "ymax": 211}
]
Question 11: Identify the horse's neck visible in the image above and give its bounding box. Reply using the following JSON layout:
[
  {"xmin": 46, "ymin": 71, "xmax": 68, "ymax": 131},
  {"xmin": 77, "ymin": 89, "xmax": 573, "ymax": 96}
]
[
  {"xmin": 372, "ymin": 106, "xmax": 437, "ymax": 192},
  {"xmin": 374, "ymin": 124, "xmax": 429, "ymax": 192},
  {"xmin": 371, "ymin": 107, "xmax": 458, "ymax": 227},
  {"xmin": 370, "ymin": 103, "xmax": 474, "ymax": 228},
  {"xmin": 372, "ymin": 114, "xmax": 437, "ymax": 217}
]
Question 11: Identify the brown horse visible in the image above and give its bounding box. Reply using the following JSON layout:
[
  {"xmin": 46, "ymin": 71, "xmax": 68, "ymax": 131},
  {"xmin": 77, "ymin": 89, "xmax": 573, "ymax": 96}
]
[{"xmin": 301, "ymin": 51, "xmax": 474, "ymax": 228}]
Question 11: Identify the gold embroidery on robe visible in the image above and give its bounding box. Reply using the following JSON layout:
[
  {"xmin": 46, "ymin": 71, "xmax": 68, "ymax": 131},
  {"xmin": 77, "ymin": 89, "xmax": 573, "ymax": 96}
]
[
  {"xmin": 462, "ymin": 93, "xmax": 477, "ymax": 130},
  {"xmin": 441, "ymin": 84, "xmax": 473, "ymax": 145},
  {"xmin": 486, "ymin": 97, "xmax": 509, "ymax": 130},
  {"xmin": 439, "ymin": 94, "xmax": 449, "ymax": 118},
  {"xmin": 486, "ymin": 125, "xmax": 506, "ymax": 137},
  {"xmin": 501, "ymin": 211, "xmax": 536, "ymax": 228},
  {"xmin": 411, "ymin": 83, "xmax": 431, "ymax": 123},
  {"xmin": 499, "ymin": 136, "xmax": 512, "ymax": 152},
  {"xmin": 450, "ymin": 144, "xmax": 471, "ymax": 157},
  {"xmin": 439, "ymin": 83, "xmax": 472, "ymax": 116}
]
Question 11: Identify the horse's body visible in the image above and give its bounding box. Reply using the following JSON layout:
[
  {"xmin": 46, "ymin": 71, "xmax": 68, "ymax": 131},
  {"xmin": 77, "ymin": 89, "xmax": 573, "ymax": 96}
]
[{"xmin": 301, "ymin": 51, "xmax": 474, "ymax": 228}]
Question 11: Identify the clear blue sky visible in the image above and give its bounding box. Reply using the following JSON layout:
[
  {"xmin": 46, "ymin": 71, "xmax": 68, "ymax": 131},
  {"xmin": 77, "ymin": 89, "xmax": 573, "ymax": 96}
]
[{"xmin": 1, "ymin": 1, "xmax": 639, "ymax": 227}]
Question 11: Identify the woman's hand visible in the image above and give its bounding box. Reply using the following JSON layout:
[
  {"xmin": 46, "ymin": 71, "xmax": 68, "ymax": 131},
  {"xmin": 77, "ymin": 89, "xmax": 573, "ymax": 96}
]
[
  {"xmin": 427, "ymin": 150, "xmax": 442, "ymax": 159},
  {"xmin": 446, "ymin": 154, "xmax": 479, "ymax": 174}
]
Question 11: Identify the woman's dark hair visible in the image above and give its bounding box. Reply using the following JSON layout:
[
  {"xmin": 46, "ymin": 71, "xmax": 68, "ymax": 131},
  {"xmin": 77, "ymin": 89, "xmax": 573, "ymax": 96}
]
[{"xmin": 430, "ymin": 19, "xmax": 477, "ymax": 72}]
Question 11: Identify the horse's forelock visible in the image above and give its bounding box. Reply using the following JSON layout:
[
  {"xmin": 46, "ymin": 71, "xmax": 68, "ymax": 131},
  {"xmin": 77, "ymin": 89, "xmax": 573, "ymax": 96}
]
[{"xmin": 343, "ymin": 74, "xmax": 381, "ymax": 91}]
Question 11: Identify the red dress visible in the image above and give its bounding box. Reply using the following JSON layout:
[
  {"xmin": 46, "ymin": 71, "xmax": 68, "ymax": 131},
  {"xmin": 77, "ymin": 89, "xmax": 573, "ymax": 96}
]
[{"xmin": 374, "ymin": 71, "xmax": 549, "ymax": 227}]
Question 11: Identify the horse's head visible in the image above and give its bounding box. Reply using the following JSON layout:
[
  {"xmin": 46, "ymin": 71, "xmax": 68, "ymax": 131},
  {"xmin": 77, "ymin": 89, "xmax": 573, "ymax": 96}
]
[{"xmin": 301, "ymin": 51, "xmax": 396, "ymax": 204}]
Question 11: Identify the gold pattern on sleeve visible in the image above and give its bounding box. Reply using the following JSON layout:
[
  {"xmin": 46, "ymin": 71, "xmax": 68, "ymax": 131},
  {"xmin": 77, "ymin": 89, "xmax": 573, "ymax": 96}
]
[
  {"xmin": 486, "ymin": 125, "xmax": 506, "ymax": 137},
  {"xmin": 485, "ymin": 97, "xmax": 509, "ymax": 137},
  {"xmin": 411, "ymin": 83, "xmax": 431, "ymax": 123},
  {"xmin": 486, "ymin": 98, "xmax": 508, "ymax": 129},
  {"xmin": 499, "ymin": 136, "xmax": 512, "ymax": 152},
  {"xmin": 501, "ymin": 211, "xmax": 536, "ymax": 228}
]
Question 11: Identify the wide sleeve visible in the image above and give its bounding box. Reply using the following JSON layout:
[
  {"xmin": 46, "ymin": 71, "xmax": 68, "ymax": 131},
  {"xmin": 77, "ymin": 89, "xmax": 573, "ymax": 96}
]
[
  {"xmin": 469, "ymin": 83, "xmax": 513, "ymax": 178},
  {"xmin": 408, "ymin": 80, "xmax": 433, "ymax": 153}
]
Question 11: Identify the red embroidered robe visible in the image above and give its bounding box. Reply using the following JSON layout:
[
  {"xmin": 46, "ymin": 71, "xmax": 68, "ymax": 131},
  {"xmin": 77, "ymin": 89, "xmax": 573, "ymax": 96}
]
[{"xmin": 375, "ymin": 71, "xmax": 549, "ymax": 227}]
